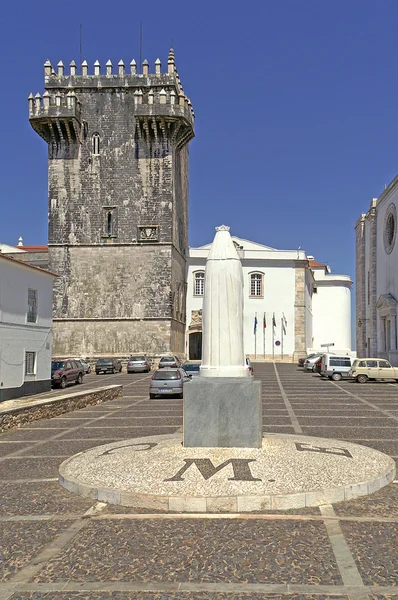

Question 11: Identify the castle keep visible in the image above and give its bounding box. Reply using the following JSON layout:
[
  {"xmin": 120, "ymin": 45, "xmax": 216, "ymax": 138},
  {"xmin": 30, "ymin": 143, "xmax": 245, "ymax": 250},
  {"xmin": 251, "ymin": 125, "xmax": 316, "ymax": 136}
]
[{"xmin": 29, "ymin": 51, "xmax": 194, "ymax": 357}]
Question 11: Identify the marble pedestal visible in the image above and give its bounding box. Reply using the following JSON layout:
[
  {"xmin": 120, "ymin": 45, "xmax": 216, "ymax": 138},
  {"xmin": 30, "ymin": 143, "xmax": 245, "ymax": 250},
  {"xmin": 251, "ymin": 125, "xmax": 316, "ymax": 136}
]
[{"xmin": 183, "ymin": 377, "xmax": 262, "ymax": 448}]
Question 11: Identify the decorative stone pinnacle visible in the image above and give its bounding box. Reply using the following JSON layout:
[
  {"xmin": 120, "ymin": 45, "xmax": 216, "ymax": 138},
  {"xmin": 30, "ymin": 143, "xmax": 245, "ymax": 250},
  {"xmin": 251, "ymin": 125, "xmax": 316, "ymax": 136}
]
[
  {"xmin": 118, "ymin": 60, "xmax": 125, "ymax": 75},
  {"xmin": 130, "ymin": 59, "xmax": 137, "ymax": 74},
  {"xmin": 57, "ymin": 61, "xmax": 64, "ymax": 77},
  {"xmin": 82, "ymin": 60, "xmax": 88, "ymax": 76},
  {"xmin": 69, "ymin": 60, "xmax": 77, "ymax": 76},
  {"xmin": 215, "ymin": 225, "xmax": 230, "ymax": 232},
  {"xmin": 142, "ymin": 59, "xmax": 149, "ymax": 76},
  {"xmin": 106, "ymin": 60, "xmax": 112, "ymax": 75}
]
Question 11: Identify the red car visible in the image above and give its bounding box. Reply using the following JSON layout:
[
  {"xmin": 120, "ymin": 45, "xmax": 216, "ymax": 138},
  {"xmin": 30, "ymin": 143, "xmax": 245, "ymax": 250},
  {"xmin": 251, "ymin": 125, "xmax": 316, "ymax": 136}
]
[{"xmin": 51, "ymin": 359, "xmax": 84, "ymax": 389}]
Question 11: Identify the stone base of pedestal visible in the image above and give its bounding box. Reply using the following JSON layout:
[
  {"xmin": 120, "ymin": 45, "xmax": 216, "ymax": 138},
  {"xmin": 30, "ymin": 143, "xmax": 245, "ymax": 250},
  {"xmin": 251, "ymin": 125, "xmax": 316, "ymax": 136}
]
[{"xmin": 183, "ymin": 377, "xmax": 262, "ymax": 448}]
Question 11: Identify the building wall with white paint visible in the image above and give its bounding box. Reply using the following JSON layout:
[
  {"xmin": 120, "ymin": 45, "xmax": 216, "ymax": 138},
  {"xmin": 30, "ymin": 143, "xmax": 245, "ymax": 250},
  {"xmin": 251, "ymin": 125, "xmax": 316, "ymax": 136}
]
[{"xmin": 0, "ymin": 256, "xmax": 55, "ymax": 400}]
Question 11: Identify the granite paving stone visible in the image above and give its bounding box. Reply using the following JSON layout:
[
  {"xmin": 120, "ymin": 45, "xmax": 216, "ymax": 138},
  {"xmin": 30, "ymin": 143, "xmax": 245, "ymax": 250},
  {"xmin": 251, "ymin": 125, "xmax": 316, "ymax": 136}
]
[
  {"xmin": 8, "ymin": 594, "xmax": 351, "ymax": 600},
  {"xmin": 0, "ymin": 481, "xmax": 94, "ymax": 516},
  {"xmin": 333, "ymin": 483, "xmax": 398, "ymax": 517},
  {"xmin": 301, "ymin": 427, "xmax": 398, "ymax": 440},
  {"xmin": 33, "ymin": 519, "xmax": 342, "ymax": 585},
  {"xmin": 0, "ymin": 429, "xmax": 63, "ymax": 442},
  {"xmin": 340, "ymin": 521, "xmax": 398, "ymax": 586},
  {"xmin": 0, "ymin": 521, "xmax": 73, "ymax": 582},
  {"xmin": 0, "ymin": 442, "xmax": 33, "ymax": 457},
  {"xmin": 83, "ymin": 417, "xmax": 183, "ymax": 427},
  {"xmin": 17, "ymin": 439, "xmax": 121, "ymax": 457},
  {"xmin": 65, "ymin": 427, "xmax": 179, "ymax": 439},
  {"xmin": 0, "ymin": 457, "xmax": 63, "ymax": 480}
]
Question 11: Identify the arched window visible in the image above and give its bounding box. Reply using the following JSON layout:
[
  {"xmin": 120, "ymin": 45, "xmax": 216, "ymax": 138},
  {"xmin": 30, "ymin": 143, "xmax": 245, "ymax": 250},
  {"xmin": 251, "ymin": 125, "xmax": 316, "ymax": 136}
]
[
  {"xmin": 194, "ymin": 271, "xmax": 205, "ymax": 296},
  {"xmin": 92, "ymin": 133, "xmax": 100, "ymax": 155},
  {"xmin": 250, "ymin": 272, "xmax": 263, "ymax": 297}
]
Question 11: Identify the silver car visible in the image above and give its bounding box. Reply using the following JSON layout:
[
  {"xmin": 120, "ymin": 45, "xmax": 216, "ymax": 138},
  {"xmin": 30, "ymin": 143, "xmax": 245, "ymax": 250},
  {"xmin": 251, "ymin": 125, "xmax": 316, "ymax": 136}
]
[
  {"xmin": 127, "ymin": 355, "xmax": 151, "ymax": 373},
  {"xmin": 158, "ymin": 355, "xmax": 181, "ymax": 368},
  {"xmin": 149, "ymin": 368, "xmax": 190, "ymax": 399},
  {"xmin": 303, "ymin": 354, "xmax": 323, "ymax": 372}
]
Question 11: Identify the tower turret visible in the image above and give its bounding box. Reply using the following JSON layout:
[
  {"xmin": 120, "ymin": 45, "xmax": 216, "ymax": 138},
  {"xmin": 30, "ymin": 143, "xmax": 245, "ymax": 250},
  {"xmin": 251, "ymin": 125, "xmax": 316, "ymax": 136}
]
[{"xmin": 29, "ymin": 50, "xmax": 195, "ymax": 357}]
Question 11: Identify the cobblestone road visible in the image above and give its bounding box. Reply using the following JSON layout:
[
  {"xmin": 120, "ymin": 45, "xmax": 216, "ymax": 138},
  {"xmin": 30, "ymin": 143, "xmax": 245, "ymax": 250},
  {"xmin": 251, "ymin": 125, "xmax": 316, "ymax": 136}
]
[{"xmin": 0, "ymin": 363, "xmax": 397, "ymax": 600}]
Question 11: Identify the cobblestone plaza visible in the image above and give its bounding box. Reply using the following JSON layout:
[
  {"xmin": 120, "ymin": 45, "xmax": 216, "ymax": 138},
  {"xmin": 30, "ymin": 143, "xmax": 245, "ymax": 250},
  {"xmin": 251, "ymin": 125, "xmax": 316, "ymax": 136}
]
[{"xmin": 0, "ymin": 364, "xmax": 397, "ymax": 599}]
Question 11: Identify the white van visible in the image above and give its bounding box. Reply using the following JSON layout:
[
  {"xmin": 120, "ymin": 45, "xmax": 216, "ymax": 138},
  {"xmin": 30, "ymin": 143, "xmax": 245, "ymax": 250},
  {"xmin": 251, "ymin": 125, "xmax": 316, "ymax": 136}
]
[{"xmin": 320, "ymin": 354, "xmax": 354, "ymax": 381}]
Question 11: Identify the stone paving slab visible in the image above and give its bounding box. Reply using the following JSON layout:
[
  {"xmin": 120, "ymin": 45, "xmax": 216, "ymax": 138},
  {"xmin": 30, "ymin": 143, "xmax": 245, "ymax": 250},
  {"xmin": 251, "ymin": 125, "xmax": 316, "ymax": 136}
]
[
  {"xmin": 0, "ymin": 457, "xmax": 63, "ymax": 480},
  {"xmin": 340, "ymin": 521, "xmax": 398, "ymax": 586},
  {"xmin": 333, "ymin": 483, "xmax": 398, "ymax": 518},
  {"xmin": 0, "ymin": 442, "xmax": 33, "ymax": 457},
  {"xmin": 16, "ymin": 439, "xmax": 121, "ymax": 457},
  {"xmin": 0, "ymin": 481, "xmax": 93, "ymax": 516},
  {"xmin": 7, "ymin": 593, "xmax": 352, "ymax": 600},
  {"xmin": 32, "ymin": 519, "xmax": 342, "ymax": 585},
  {"xmin": 301, "ymin": 427, "xmax": 398, "ymax": 440},
  {"xmin": 66, "ymin": 427, "xmax": 179, "ymax": 439},
  {"xmin": 0, "ymin": 521, "xmax": 73, "ymax": 582}
]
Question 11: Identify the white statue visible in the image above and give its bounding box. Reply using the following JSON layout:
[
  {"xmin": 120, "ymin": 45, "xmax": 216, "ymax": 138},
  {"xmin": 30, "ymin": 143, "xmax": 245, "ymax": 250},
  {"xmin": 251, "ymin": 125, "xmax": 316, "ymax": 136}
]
[{"xmin": 200, "ymin": 225, "xmax": 250, "ymax": 378}]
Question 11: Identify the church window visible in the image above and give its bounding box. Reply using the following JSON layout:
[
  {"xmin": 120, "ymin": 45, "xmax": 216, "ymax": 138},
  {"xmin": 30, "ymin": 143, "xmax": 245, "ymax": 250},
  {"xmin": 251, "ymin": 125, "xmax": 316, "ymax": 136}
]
[
  {"xmin": 250, "ymin": 273, "xmax": 263, "ymax": 297},
  {"xmin": 194, "ymin": 271, "xmax": 205, "ymax": 296},
  {"xmin": 92, "ymin": 133, "xmax": 100, "ymax": 155},
  {"xmin": 106, "ymin": 211, "xmax": 113, "ymax": 236},
  {"xmin": 102, "ymin": 207, "xmax": 117, "ymax": 238},
  {"xmin": 383, "ymin": 203, "xmax": 397, "ymax": 254}
]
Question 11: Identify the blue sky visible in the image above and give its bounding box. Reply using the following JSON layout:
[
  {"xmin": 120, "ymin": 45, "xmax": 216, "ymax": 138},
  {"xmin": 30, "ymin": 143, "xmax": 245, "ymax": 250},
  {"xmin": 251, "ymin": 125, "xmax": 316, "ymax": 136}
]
[{"xmin": 1, "ymin": 0, "xmax": 397, "ymax": 287}]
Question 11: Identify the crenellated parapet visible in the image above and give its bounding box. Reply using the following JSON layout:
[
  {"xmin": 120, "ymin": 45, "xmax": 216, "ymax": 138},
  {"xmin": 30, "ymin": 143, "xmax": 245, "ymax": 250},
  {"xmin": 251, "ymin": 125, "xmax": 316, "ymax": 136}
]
[
  {"xmin": 28, "ymin": 90, "xmax": 81, "ymax": 145},
  {"xmin": 29, "ymin": 49, "xmax": 194, "ymax": 153}
]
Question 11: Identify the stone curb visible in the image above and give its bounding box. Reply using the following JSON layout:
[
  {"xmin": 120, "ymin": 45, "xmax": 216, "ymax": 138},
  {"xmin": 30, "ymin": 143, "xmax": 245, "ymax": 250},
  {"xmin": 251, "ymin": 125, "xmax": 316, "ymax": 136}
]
[{"xmin": 0, "ymin": 385, "xmax": 123, "ymax": 433}]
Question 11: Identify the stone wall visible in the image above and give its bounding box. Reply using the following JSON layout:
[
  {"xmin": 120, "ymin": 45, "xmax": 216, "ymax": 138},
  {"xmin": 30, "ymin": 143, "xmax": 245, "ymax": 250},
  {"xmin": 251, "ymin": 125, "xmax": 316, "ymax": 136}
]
[
  {"xmin": 0, "ymin": 385, "xmax": 123, "ymax": 433},
  {"xmin": 294, "ymin": 267, "xmax": 307, "ymax": 355}
]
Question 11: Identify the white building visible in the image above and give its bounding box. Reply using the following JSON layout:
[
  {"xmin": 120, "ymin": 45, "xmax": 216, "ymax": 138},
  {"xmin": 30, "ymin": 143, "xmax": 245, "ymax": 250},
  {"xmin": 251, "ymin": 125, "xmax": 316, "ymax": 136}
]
[
  {"xmin": 356, "ymin": 176, "xmax": 398, "ymax": 364},
  {"xmin": 186, "ymin": 236, "xmax": 353, "ymax": 361},
  {"xmin": 0, "ymin": 254, "xmax": 56, "ymax": 401}
]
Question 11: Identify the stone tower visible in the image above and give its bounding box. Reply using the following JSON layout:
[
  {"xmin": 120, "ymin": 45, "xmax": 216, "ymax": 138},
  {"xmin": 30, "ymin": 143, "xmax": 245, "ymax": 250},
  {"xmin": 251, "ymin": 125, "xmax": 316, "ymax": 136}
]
[{"xmin": 29, "ymin": 51, "xmax": 194, "ymax": 357}]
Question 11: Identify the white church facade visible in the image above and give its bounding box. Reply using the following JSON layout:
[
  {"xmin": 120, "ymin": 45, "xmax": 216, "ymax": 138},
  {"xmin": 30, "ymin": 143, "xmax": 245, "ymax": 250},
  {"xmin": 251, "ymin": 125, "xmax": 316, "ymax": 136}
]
[
  {"xmin": 356, "ymin": 175, "xmax": 398, "ymax": 365},
  {"xmin": 186, "ymin": 236, "xmax": 353, "ymax": 361}
]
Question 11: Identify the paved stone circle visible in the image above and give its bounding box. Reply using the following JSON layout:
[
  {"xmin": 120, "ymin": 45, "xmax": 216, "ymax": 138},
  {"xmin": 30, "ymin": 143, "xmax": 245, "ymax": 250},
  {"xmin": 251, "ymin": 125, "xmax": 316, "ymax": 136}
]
[{"xmin": 59, "ymin": 432, "xmax": 396, "ymax": 512}]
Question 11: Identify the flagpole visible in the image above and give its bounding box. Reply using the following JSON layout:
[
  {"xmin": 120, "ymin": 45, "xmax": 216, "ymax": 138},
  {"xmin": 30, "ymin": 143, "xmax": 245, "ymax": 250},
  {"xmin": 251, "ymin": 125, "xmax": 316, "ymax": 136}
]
[
  {"xmin": 272, "ymin": 316, "xmax": 275, "ymax": 361},
  {"xmin": 281, "ymin": 317, "xmax": 284, "ymax": 360},
  {"xmin": 254, "ymin": 312, "xmax": 257, "ymax": 359},
  {"xmin": 263, "ymin": 312, "xmax": 265, "ymax": 359}
]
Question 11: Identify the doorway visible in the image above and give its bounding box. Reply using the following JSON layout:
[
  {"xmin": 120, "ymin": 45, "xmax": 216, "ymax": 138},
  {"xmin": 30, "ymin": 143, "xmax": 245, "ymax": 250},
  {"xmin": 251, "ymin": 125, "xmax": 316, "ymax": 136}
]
[{"xmin": 189, "ymin": 332, "xmax": 202, "ymax": 360}]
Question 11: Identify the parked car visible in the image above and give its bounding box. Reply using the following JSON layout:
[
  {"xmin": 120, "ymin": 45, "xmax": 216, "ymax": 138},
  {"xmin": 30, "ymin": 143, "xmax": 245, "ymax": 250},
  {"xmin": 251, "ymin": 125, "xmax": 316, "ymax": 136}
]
[
  {"xmin": 127, "ymin": 355, "xmax": 152, "ymax": 373},
  {"xmin": 149, "ymin": 367, "xmax": 191, "ymax": 398},
  {"xmin": 73, "ymin": 358, "xmax": 91, "ymax": 374},
  {"xmin": 246, "ymin": 357, "xmax": 254, "ymax": 375},
  {"xmin": 349, "ymin": 358, "xmax": 398, "ymax": 383},
  {"xmin": 314, "ymin": 358, "xmax": 323, "ymax": 374},
  {"xmin": 51, "ymin": 359, "xmax": 84, "ymax": 389},
  {"xmin": 158, "ymin": 355, "xmax": 181, "ymax": 368},
  {"xmin": 95, "ymin": 358, "xmax": 123, "ymax": 374},
  {"xmin": 320, "ymin": 354, "xmax": 354, "ymax": 381},
  {"xmin": 303, "ymin": 354, "xmax": 323, "ymax": 372},
  {"xmin": 298, "ymin": 353, "xmax": 318, "ymax": 367},
  {"xmin": 181, "ymin": 362, "xmax": 201, "ymax": 377}
]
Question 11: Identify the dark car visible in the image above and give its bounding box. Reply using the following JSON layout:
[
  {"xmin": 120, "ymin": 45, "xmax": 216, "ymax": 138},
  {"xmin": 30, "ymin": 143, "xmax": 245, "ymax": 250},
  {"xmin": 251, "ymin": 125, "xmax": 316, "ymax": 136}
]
[
  {"xmin": 95, "ymin": 358, "xmax": 123, "ymax": 374},
  {"xmin": 127, "ymin": 355, "xmax": 152, "ymax": 373},
  {"xmin": 158, "ymin": 355, "xmax": 181, "ymax": 368},
  {"xmin": 181, "ymin": 362, "xmax": 201, "ymax": 377},
  {"xmin": 51, "ymin": 359, "xmax": 84, "ymax": 389}
]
